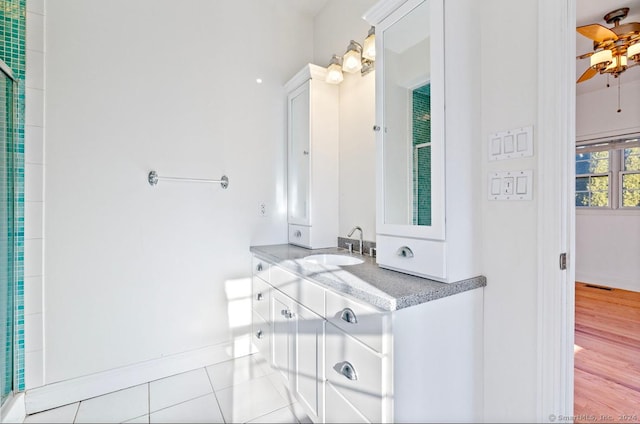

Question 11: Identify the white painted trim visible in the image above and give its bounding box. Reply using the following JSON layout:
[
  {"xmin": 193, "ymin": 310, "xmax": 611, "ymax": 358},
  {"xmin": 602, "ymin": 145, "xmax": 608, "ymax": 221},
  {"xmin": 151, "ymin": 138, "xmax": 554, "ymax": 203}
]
[
  {"xmin": 363, "ymin": 0, "xmax": 407, "ymax": 25},
  {"xmin": 575, "ymin": 273, "xmax": 640, "ymax": 294},
  {"xmin": 284, "ymin": 64, "xmax": 327, "ymax": 93},
  {"xmin": 0, "ymin": 392, "xmax": 26, "ymax": 423},
  {"xmin": 536, "ymin": 0, "xmax": 576, "ymax": 422},
  {"xmin": 25, "ymin": 336, "xmax": 252, "ymax": 415}
]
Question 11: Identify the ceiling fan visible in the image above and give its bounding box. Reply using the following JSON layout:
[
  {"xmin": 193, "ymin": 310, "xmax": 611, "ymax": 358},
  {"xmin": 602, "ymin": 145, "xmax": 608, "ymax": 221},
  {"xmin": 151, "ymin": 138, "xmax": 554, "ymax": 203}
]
[{"xmin": 576, "ymin": 7, "xmax": 640, "ymax": 83}]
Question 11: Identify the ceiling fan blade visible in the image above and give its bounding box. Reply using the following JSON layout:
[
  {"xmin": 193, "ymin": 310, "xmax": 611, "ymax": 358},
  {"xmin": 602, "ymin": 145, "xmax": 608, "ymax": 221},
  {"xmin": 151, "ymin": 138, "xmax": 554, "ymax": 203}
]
[
  {"xmin": 577, "ymin": 24, "xmax": 618, "ymax": 42},
  {"xmin": 577, "ymin": 52, "xmax": 594, "ymax": 60},
  {"xmin": 577, "ymin": 67, "xmax": 598, "ymax": 83}
]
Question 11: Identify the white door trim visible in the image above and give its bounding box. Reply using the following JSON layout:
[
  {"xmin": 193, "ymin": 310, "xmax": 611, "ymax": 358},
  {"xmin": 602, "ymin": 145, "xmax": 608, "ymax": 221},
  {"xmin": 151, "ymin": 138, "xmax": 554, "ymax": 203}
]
[{"xmin": 536, "ymin": 0, "xmax": 576, "ymax": 422}]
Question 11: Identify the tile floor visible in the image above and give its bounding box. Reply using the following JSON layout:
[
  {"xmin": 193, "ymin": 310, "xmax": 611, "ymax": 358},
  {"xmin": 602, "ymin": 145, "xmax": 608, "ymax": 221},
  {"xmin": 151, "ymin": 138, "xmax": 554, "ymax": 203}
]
[{"xmin": 23, "ymin": 354, "xmax": 310, "ymax": 423}]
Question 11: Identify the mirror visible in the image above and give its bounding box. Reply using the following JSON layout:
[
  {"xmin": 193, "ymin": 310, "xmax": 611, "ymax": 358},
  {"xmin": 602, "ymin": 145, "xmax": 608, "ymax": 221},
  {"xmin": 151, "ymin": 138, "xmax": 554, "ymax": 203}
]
[{"xmin": 382, "ymin": 0, "xmax": 433, "ymax": 226}]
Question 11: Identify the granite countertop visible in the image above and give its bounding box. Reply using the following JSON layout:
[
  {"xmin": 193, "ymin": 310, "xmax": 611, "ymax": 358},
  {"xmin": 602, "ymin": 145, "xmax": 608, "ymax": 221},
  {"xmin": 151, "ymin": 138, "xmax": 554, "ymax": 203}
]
[{"xmin": 250, "ymin": 244, "xmax": 486, "ymax": 311}]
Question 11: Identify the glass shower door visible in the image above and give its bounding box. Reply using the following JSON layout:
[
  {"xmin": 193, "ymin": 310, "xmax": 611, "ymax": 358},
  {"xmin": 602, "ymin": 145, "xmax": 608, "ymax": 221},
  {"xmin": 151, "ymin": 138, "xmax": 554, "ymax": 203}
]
[{"xmin": 0, "ymin": 65, "xmax": 15, "ymax": 405}]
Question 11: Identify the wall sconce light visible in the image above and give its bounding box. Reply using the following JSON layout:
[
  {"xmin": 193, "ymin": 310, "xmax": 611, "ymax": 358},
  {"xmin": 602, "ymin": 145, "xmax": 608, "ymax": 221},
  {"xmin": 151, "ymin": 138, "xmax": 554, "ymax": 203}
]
[
  {"xmin": 326, "ymin": 55, "xmax": 344, "ymax": 84},
  {"xmin": 325, "ymin": 27, "xmax": 376, "ymax": 84},
  {"xmin": 343, "ymin": 40, "xmax": 363, "ymax": 73},
  {"xmin": 363, "ymin": 26, "xmax": 376, "ymax": 61}
]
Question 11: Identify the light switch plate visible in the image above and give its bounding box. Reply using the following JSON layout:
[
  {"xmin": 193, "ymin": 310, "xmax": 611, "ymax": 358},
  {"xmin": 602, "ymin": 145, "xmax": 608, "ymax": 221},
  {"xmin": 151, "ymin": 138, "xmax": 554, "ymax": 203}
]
[
  {"xmin": 488, "ymin": 126, "xmax": 533, "ymax": 161},
  {"xmin": 488, "ymin": 170, "xmax": 533, "ymax": 200}
]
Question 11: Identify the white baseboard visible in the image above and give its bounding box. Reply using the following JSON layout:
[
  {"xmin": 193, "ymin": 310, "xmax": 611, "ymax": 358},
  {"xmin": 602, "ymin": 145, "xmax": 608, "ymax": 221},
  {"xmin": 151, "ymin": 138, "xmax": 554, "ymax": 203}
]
[
  {"xmin": 576, "ymin": 273, "xmax": 640, "ymax": 293},
  {"xmin": 1, "ymin": 392, "xmax": 26, "ymax": 423},
  {"xmin": 25, "ymin": 335, "xmax": 251, "ymax": 415}
]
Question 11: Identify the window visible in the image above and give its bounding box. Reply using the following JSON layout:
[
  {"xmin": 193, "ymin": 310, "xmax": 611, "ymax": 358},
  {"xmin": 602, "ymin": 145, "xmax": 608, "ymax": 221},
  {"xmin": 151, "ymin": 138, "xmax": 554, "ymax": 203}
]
[{"xmin": 575, "ymin": 137, "xmax": 640, "ymax": 209}]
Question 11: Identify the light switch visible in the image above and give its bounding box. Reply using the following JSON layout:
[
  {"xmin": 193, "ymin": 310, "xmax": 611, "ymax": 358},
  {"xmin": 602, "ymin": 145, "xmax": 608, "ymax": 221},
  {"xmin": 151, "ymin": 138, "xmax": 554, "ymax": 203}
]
[
  {"xmin": 503, "ymin": 177, "xmax": 514, "ymax": 195},
  {"xmin": 491, "ymin": 178, "xmax": 501, "ymax": 195},
  {"xmin": 491, "ymin": 137, "xmax": 502, "ymax": 155},
  {"xmin": 516, "ymin": 176, "xmax": 527, "ymax": 194},
  {"xmin": 516, "ymin": 132, "xmax": 527, "ymax": 152},
  {"xmin": 503, "ymin": 135, "xmax": 514, "ymax": 153}
]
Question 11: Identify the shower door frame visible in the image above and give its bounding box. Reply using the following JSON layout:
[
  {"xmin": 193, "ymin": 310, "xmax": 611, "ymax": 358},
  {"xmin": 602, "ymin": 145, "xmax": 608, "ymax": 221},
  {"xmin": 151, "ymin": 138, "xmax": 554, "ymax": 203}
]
[{"xmin": 0, "ymin": 57, "xmax": 17, "ymax": 408}]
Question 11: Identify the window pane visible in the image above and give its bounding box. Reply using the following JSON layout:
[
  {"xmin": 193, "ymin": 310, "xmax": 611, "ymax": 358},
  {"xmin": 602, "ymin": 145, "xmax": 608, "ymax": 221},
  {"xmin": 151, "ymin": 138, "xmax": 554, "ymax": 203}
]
[
  {"xmin": 576, "ymin": 160, "xmax": 590, "ymax": 175},
  {"xmin": 576, "ymin": 177, "xmax": 588, "ymax": 191},
  {"xmin": 588, "ymin": 175, "xmax": 609, "ymax": 207},
  {"xmin": 624, "ymin": 147, "xmax": 640, "ymax": 172},
  {"xmin": 622, "ymin": 173, "xmax": 640, "ymax": 207},
  {"xmin": 575, "ymin": 192, "xmax": 589, "ymax": 207}
]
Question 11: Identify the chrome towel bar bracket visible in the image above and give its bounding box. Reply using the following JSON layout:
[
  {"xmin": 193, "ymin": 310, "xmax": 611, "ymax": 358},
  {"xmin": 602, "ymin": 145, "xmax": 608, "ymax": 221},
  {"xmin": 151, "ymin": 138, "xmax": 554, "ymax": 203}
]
[{"xmin": 148, "ymin": 170, "xmax": 229, "ymax": 189}]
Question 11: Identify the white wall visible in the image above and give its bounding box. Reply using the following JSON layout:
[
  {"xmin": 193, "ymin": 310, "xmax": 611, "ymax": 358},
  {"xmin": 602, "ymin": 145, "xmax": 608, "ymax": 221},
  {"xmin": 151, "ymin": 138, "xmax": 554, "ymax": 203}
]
[
  {"xmin": 480, "ymin": 0, "xmax": 540, "ymax": 421},
  {"xmin": 576, "ymin": 79, "xmax": 640, "ymax": 141},
  {"xmin": 314, "ymin": 0, "xmax": 377, "ymax": 241},
  {"xmin": 575, "ymin": 80, "xmax": 640, "ymax": 292},
  {"xmin": 44, "ymin": 0, "xmax": 313, "ymax": 384},
  {"xmin": 576, "ymin": 210, "xmax": 640, "ymax": 292}
]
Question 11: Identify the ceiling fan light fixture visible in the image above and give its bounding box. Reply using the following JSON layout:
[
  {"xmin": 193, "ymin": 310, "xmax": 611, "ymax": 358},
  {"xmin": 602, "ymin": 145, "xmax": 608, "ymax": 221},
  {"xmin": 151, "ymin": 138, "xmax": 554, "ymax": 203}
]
[
  {"xmin": 628, "ymin": 42, "xmax": 640, "ymax": 62},
  {"xmin": 605, "ymin": 55, "xmax": 627, "ymax": 72},
  {"xmin": 590, "ymin": 49, "xmax": 613, "ymax": 70}
]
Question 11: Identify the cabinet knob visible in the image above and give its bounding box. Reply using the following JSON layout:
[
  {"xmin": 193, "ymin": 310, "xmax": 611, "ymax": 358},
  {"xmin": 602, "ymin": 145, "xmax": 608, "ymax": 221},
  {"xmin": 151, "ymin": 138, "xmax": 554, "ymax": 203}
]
[
  {"xmin": 256, "ymin": 292, "xmax": 263, "ymax": 301},
  {"xmin": 294, "ymin": 230, "xmax": 302, "ymax": 238},
  {"xmin": 338, "ymin": 362, "xmax": 358, "ymax": 381},
  {"xmin": 396, "ymin": 246, "xmax": 414, "ymax": 258},
  {"xmin": 281, "ymin": 309, "xmax": 294, "ymax": 319},
  {"xmin": 373, "ymin": 125, "xmax": 381, "ymax": 132},
  {"xmin": 256, "ymin": 330, "xmax": 264, "ymax": 339},
  {"xmin": 340, "ymin": 308, "xmax": 358, "ymax": 324},
  {"xmin": 256, "ymin": 263, "xmax": 263, "ymax": 272},
  {"xmin": 303, "ymin": 150, "xmax": 309, "ymax": 156}
]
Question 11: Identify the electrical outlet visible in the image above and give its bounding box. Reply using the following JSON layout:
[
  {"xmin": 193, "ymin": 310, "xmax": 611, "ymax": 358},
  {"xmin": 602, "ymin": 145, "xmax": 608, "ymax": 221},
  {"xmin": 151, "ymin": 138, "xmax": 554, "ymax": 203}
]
[{"xmin": 259, "ymin": 202, "xmax": 267, "ymax": 217}]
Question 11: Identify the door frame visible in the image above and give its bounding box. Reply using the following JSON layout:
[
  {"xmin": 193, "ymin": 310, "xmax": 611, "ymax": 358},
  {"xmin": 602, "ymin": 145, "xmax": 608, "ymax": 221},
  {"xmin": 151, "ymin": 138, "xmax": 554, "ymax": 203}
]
[{"xmin": 536, "ymin": 0, "xmax": 576, "ymax": 421}]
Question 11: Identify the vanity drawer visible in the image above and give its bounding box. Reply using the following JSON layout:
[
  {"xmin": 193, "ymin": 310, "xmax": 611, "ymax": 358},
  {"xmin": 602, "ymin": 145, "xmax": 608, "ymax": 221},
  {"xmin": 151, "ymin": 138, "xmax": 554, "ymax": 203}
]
[
  {"xmin": 325, "ymin": 323, "xmax": 383, "ymax": 423},
  {"xmin": 252, "ymin": 256, "xmax": 270, "ymax": 282},
  {"xmin": 325, "ymin": 290, "xmax": 385, "ymax": 353},
  {"xmin": 376, "ymin": 234, "xmax": 447, "ymax": 281},
  {"xmin": 288, "ymin": 224, "xmax": 311, "ymax": 248},
  {"xmin": 271, "ymin": 265, "xmax": 325, "ymax": 316},
  {"xmin": 252, "ymin": 310, "xmax": 270, "ymax": 361},
  {"xmin": 325, "ymin": 381, "xmax": 370, "ymax": 424},
  {"xmin": 252, "ymin": 276, "xmax": 271, "ymax": 323}
]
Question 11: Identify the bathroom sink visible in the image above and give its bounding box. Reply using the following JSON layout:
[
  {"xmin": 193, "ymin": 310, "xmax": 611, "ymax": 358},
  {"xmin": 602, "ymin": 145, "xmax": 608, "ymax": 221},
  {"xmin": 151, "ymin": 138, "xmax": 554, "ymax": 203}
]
[{"xmin": 303, "ymin": 254, "xmax": 364, "ymax": 266}]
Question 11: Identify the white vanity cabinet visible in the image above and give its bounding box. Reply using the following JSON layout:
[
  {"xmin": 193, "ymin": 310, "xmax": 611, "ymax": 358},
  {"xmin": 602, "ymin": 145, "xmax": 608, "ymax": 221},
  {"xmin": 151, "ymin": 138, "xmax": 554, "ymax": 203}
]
[
  {"xmin": 285, "ymin": 64, "xmax": 339, "ymax": 248},
  {"xmin": 253, "ymin": 261, "xmax": 326, "ymax": 423},
  {"xmin": 250, "ymin": 254, "xmax": 483, "ymax": 423},
  {"xmin": 368, "ymin": 0, "xmax": 479, "ymax": 282}
]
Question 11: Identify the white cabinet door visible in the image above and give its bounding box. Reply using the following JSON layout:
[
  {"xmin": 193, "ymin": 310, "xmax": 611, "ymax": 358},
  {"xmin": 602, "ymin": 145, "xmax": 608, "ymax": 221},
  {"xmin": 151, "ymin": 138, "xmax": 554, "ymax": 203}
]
[
  {"xmin": 271, "ymin": 291, "xmax": 295, "ymax": 391},
  {"xmin": 287, "ymin": 82, "xmax": 311, "ymax": 226},
  {"xmin": 294, "ymin": 303, "xmax": 324, "ymax": 423}
]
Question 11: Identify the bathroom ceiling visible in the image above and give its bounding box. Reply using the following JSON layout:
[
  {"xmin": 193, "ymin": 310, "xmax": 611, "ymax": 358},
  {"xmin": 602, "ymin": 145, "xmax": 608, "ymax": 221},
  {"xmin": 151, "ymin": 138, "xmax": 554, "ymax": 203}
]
[{"xmin": 576, "ymin": 0, "xmax": 640, "ymax": 95}]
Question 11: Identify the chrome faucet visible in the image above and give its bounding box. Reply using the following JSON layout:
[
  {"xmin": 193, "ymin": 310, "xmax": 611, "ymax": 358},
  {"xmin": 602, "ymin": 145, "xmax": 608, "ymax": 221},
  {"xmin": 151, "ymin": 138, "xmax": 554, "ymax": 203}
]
[{"xmin": 347, "ymin": 226, "xmax": 363, "ymax": 255}]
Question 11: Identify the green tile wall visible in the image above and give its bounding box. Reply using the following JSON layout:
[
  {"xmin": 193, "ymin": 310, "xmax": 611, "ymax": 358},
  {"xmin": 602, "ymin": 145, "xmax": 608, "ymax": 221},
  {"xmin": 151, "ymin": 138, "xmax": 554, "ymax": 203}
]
[
  {"xmin": 0, "ymin": 0, "xmax": 26, "ymax": 394},
  {"xmin": 413, "ymin": 85, "xmax": 431, "ymax": 226}
]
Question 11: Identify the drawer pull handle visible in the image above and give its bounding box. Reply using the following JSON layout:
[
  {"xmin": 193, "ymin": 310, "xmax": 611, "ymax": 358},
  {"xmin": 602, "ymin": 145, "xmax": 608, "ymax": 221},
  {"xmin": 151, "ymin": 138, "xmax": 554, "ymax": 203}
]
[
  {"xmin": 340, "ymin": 308, "xmax": 358, "ymax": 324},
  {"xmin": 294, "ymin": 230, "xmax": 302, "ymax": 238},
  {"xmin": 256, "ymin": 292, "xmax": 263, "ymax": 301},
  {"xmin": 256, "ymin": 263, "xmax": 263, "ymax": 272},
  {"xmin": 256, "ymin": 330, "xmax": 264, "ymax": 339},
  {"xmin": 339, "ymin": 362, "xmax": 358, "ymax": 381},
  {"xmin": 396, "ymin": 246, "xmax": 414, "ymax": 258},
  {"xmin": 281, "ymin": 309, "xmax": 294, "ymax": 319}
]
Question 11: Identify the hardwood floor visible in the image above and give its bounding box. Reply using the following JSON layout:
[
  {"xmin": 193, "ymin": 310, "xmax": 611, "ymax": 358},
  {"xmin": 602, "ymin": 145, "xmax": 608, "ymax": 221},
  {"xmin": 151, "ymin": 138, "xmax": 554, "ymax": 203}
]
[{"xmin": 574, "ymin": 282, "xmax": 640, "ymax": 423}]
